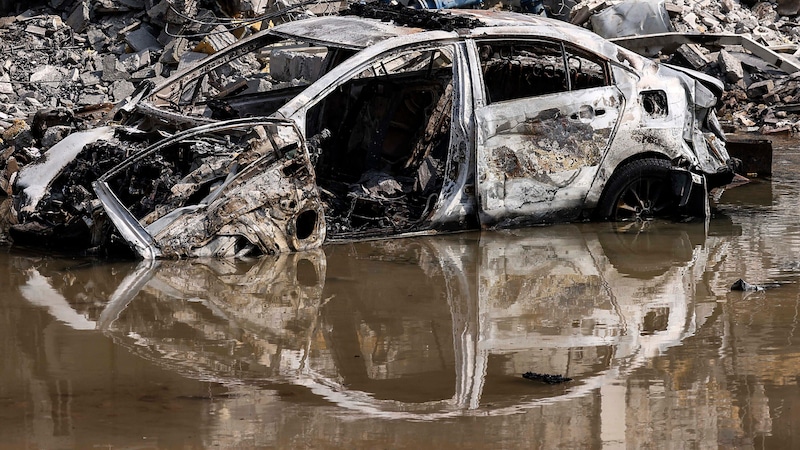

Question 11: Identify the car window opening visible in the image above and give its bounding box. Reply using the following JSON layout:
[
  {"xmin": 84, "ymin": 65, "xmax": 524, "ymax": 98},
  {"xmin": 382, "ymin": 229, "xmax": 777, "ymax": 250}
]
[
  {"xmin": 479, "ymin": 41, "xmax": 609, "ymax": 104},
  {"xmin": 306, "ymin": 47, "xmax": 455, "ymax": 238}
]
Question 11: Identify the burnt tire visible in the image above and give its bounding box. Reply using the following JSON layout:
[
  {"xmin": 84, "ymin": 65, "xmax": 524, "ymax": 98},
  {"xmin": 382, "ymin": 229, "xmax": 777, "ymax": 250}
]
[{"xmin": 596, "ymin": 158, "xmax": 680, "ymax": 222}]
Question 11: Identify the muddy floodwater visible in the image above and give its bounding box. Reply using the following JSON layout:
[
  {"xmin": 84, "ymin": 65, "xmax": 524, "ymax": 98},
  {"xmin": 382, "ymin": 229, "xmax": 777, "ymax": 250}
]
[{"xmin": 1, "ymin": 142, "xmax": 799, "ymax": 449}]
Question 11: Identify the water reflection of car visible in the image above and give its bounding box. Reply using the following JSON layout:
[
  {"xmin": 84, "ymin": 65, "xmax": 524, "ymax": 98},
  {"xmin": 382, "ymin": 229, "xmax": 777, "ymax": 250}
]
[
  {"xmin": 7, "ymin": 4, "xmax": 735, "ymax": 258},
  {"xmin": 18, "ymin": 222, "xmax": 715, "ymax": 418}
]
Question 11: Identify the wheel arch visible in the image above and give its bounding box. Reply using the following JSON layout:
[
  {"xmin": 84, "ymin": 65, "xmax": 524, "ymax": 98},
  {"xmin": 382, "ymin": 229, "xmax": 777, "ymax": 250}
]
[{"xmin": 585, "ymin": 151, "xmax": 673, "ymax": 214}]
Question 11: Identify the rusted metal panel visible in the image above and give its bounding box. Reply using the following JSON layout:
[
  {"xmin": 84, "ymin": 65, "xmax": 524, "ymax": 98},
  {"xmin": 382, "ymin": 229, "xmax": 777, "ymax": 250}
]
[{"xmin": 725, "ymin": 136, "xmax": 773, "ymax": 176}]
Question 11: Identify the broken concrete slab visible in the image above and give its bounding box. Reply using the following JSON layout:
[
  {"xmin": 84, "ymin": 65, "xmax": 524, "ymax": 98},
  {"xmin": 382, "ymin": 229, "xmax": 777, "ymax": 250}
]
[
  {"xmin": 612, "ymin": 33, "xmax": 800, "ymax": 74},
  {"xmin": 66, "ymin": 1, "xmax": 90, "ymax": 33},
  {"xmin": 177, "ymin": 51, "xmax": 207, "ymax": 71},
  {"xmin": 29, "ymin": 65, "xmax": 65, "ymax": 83},
  {"xmin": 110, "ymin": 79, "xmax": 135, "ymax": 102},
  {"xmin": 125, "ymin": 26, "xmax": 161, "ymax": 52},
  {"xmin": 718, "ymin": 49, "xmax": 744, "ymax": 83},
  {"xmin": 131, "ymin": 66, "xmax": 156, "ymax": 80},
  {"xmin": 41, "ymin": 125, "xmax": 73, "ymax": 148},
  {"xmin": 23, "ymin": 97, "xmax": 43, "ymax": 109},
  {"xmin": 676, "ymin": 43, "xmax": 710, "ymax": 69},
  {"xmin": 101, "ymin": 54, "xmax": 130, "ymax": 81},
  {"xmin": 86, "ymin": 27, "xmax": 109, "ymax": 51},
  {"xmin": 25, "ymin": 24, "xmax": 47, "ymax": 36},
  {"xmin": 120, "ymin": 49, "xmax": 151, "ymax": 72},
  {"xmin": 159, "ymin": 37, "xmax": 188, "ymax": 64},
  {"xmin": 270, "ymin": 48, "xmax": 326, "ymax": 82},
  {"xmin": 194, "ymin": 25, "xmax": 236, "ymax": 55},
  {"xmin": 78, "ymin": 92, "xmax": 108, "ymax": 105},
  {"xmin": 569, "ymin": 0, "xmax": 609, "ymax": 26},
  {"xmin": 80, "ymin": 70, "xmax": 101, "ymax": 85},
  {"xmin": 748, "ymin": 79, "xmax": 774, "ymax": 98}
]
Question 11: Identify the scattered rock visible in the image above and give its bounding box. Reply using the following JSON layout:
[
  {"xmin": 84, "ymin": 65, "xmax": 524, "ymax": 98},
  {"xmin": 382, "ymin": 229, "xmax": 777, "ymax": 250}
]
[
  {"xmin": 101, "ymin": 54, "xmax": 130, "ymax": 82},
  {"xmin": 109, "ymin": 79, "xmax": 135, "ymax": 102},
  {"xmin": 676, "ymin": 43, "xmax": 710, "ymax": 70}
]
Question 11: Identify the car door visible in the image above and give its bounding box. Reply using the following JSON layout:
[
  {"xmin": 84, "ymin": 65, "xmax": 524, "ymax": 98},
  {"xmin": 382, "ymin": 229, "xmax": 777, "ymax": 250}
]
[{"xmin": 470, "ymin": 39, "xmax": 624, "ymax": 227}]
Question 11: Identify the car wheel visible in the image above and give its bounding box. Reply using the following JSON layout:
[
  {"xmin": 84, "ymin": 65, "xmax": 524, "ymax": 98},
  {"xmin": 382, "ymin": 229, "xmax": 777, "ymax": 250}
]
[{"xmin": 597, "ymin": 158, "xmax": 680, "ymax": 221}]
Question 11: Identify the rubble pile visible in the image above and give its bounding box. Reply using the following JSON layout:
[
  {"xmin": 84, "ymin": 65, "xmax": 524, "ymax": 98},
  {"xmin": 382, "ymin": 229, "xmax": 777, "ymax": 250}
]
[
  {"xmin": 0, "ymin": 0, "xmax": 328, "ymax": 197},
  {"xmin": 667, "ymin": 0, "xmax": 800, "ymax": 134},
  {"xmin": 570, "ymin": 0, "xmax": 800, "ymax": 133}
]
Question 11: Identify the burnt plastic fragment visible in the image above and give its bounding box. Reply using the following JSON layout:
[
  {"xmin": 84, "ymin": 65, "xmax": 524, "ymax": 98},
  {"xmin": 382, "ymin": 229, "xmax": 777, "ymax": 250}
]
[{"xmin": 522, "ymin": 372, "xmax": 573, "ymax": 384}]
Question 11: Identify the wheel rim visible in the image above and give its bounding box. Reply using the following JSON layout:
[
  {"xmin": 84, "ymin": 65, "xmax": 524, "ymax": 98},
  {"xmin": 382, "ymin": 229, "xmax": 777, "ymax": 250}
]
[{"xmin": 613, "ymin": 176, "xmax": 673, "ymax": 221}]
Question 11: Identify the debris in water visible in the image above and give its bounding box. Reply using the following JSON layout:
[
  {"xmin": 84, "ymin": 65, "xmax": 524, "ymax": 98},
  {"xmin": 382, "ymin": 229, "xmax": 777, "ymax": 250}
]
[
  {"xmin": 522, "ymin": 372, "xmax": 572, "ymax": 384},
  {"xmin": 730, "ymin": 278, "xmax": 765, "ymax": 291},
  {"xmin": 730, "ymin": 278, "xmax": 785, "ymax": 291}
]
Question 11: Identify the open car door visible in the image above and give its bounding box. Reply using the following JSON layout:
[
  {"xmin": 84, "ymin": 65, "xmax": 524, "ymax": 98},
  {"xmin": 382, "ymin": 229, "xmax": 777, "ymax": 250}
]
[{"xmin": 94, "ymin": 118, "xmax": 326, "ymax": 259}]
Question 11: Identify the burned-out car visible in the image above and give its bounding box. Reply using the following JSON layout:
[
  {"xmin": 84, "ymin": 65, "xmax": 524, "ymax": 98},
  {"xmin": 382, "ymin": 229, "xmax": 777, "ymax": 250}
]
[{"xmin": 9, "ymin": 5, "xmax": 736, "ymax": 258}]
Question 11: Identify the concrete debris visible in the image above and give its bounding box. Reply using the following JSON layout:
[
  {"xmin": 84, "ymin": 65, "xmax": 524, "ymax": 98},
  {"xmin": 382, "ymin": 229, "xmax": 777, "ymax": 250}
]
[
  {"xmin": 748, "ymin": 79, "xmax": 774, "ymax": 98},
  {"xmin": 66, "ymin": 1, "xmax": 90, "ymax": 32},
  {"xmin": 270, "ymin": 48, "xmax": 326, "ymax": 82},
  {"xmin": 193, "ymin": 25, "xmax": 236, "ymax": 55},
  {"xmin": 570, "ymin": 0, "xmax": 800, "ymax": 134},
  {"xmin": 125, "ymin": 26, "xmax": 161, "ymax": 52},
  {"xmin": 676, "ymin": 43, "xmax": 710, "ymax": 69},
  {"xmin": 718, "ymin": 49, "xmax": 743, "ymax": 83}
]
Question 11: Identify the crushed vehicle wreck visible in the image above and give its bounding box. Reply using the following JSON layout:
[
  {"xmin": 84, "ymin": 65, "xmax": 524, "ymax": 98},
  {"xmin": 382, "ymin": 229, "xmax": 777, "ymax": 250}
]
[{"xmin": 8, "ymin": 5, "xmax": 737, "ymax": 258}]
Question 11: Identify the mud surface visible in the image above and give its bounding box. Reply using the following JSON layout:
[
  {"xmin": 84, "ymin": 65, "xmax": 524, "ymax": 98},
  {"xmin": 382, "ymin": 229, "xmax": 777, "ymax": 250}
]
[{"xmin": 1, "ymin": 141, "xmax": 800, "ymax": 448}]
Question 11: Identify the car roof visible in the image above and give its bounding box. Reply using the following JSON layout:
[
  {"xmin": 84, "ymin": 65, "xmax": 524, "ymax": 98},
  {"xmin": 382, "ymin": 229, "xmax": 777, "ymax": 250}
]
[{"xmin": 270, "ymin": 6, "xmax": 627, "ymax": 61}]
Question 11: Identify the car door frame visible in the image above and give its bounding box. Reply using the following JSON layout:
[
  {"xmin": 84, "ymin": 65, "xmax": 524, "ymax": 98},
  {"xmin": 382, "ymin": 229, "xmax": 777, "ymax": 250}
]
[{"xmin": 465, "ymin": 35, "xmax": 625, "ymax": 228}]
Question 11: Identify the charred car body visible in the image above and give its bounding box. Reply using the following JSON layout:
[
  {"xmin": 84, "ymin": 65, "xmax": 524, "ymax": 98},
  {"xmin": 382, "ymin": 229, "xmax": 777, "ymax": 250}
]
[{"xmin": 9, "ymin": 5, "xmax": 736, "ymax": 258}]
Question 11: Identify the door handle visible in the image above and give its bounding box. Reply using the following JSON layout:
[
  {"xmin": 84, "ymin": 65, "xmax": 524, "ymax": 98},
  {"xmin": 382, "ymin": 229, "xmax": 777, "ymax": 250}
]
[{"xmin": 571, "ymin": 105, "xmax": 595, "ymax": 121}]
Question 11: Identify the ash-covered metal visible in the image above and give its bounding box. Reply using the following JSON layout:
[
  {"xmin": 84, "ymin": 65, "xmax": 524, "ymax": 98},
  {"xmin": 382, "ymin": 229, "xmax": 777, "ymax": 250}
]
[{"xmin": 342, "ymin": 2, "xmax": 484, "ymax": 31}]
